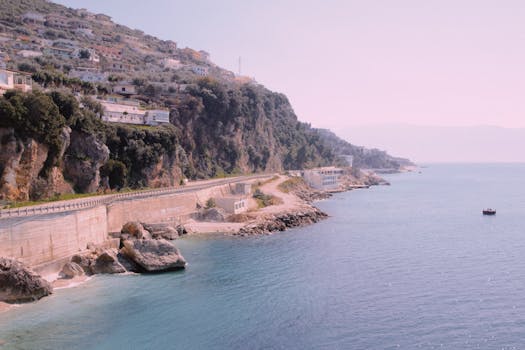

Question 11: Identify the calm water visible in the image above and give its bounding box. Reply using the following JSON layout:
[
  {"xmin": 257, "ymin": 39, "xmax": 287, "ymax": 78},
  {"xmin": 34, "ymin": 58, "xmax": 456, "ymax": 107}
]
[{"xmin": 2, "ymin": 164, "xmax": 525, "ymax": 350}]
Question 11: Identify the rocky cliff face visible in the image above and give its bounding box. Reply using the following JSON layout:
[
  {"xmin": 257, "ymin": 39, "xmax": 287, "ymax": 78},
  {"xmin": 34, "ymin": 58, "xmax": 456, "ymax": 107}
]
[
  {"xmin": 0, "ymin": 127, "xmax": 74, "ymax": 201},
  {"xmin": 0, "ymin": 85, "xmax": 407, "ymax": 202}
]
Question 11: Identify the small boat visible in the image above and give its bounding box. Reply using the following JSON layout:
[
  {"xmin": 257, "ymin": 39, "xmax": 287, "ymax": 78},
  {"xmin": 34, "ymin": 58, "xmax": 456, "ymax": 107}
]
[{"xmin": 482, "ymin": 208, "xmax": 496, "ymax": 215}]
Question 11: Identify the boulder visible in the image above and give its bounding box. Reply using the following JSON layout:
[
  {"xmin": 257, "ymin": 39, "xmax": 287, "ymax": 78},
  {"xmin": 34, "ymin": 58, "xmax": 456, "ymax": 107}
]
[
  {"xmin": 0, "ymin": 258, "xmax": 53, "ymax": 303},
  {"xmin": 142, "ymin": 223, "xmax": 180, "ymax": 240},
  {"xmin": 59, "ymin": 262, "xmax": 84, "ymax": 279},
  {"xmin": 120, "ymin": 239, "xmax": 186, "ymax": 272},
  {"xmin": 92, "ymin": 249, "xmax": 126, "ymax": 274},
  {"xmin": 71, "ymin": 253, "xmax": 95, "ymax": 275},
  {"xmin": 121, "ymin": 221, "xmax": 152, "ymax": 239},
  {"xmin": 117, "ymin": 252, "xmax": 143, "ymax": 273}
]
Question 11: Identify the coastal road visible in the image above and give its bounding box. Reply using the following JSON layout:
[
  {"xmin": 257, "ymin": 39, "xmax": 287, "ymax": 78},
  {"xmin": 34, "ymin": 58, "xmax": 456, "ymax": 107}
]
[{"xmin": 0, "ymin": 174, "xmax": 274, "ymax": 220}]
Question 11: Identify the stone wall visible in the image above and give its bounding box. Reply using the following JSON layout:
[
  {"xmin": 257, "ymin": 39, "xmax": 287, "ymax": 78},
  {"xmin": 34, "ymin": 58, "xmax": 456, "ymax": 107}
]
[
  {"xmin": 0, "ymin": 205, "xmax": 107, "ymax": 267},
  {"xmin": 0, "ymin": 182, "xmax": 246, "ymax": 268}
]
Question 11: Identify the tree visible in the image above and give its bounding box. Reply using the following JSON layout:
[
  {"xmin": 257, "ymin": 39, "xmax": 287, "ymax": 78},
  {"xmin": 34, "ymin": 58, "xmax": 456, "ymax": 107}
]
[
  {"xmin": 78, "ymin": 49, "xmax": 91, "ymax": 60},
  {"xmin": 100, "ymin": 160, "xmax": 127, "ymax": 189}
]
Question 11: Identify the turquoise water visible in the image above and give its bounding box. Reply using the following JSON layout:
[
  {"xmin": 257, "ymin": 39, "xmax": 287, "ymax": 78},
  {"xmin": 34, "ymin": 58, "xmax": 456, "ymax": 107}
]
[{"xmin": 2, "ymin": 164, "xmax": 525, "ymax": 349}]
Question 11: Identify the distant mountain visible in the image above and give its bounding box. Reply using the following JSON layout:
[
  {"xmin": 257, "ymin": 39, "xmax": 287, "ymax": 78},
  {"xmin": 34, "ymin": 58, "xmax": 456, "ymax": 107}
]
[
  {"xmin": 0, "ymin": 0, "xmax": 409, "ymax": 201},
  {"xmin": 340, "ymin": 124, "xmax": 525, "ymax": 163},
  {"xmin": 316, "ymin": 129, "xmax": 413, "ymax": 169}
]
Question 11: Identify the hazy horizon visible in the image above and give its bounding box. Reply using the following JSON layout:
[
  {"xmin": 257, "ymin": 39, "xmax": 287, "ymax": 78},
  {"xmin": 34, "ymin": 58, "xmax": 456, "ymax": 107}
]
[
  {"xmin": 340, "ymin": 123, "xmax": 525, "ymax": 163},
  {"xmin": 54, "ymin": 0, "xmax": 525, "ymax": 161}
]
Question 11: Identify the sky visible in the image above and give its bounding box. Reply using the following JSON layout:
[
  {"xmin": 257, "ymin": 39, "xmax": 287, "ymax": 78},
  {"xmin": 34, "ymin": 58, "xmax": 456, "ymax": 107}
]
[{"xmin": 54, "ymin": 0, "xmax": 525, "ymax": 161}]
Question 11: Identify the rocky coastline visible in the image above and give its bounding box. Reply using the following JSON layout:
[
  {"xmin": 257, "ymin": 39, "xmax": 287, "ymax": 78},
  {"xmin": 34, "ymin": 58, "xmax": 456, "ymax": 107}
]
[
  {"xmin": 0, "ymin": 171, "xmax": 392, "ymax": 308},
  {"xmin": 236, "ymin": 207, "xmax": 328, "ymax": 236}
]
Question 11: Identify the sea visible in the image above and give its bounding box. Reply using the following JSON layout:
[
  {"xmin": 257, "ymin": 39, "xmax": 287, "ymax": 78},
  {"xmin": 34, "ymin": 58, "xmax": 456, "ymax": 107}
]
[{"xmin": 1, "ymin": 163, "xmax": 525, "ymax": 350}]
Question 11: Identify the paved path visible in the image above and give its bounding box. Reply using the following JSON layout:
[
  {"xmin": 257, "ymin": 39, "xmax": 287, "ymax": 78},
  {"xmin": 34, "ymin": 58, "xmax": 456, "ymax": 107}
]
[{"xmin": 0, "ymin": 174, "xmax": 273, "ymax": 220}]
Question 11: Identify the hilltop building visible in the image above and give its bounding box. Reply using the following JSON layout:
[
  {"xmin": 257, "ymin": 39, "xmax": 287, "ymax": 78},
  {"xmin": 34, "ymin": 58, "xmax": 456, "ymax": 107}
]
[
  {"xmin": 191, "ymin": 66, "xmax": 208, "ymax": 76},
  {"xmin": 99, "ymin": 98, "xmax": 169, "ymax": 126},
  {"xmin": 69, "ymin": 68, "xmax": 107, "ymax": 83},
  {"xmin": 0, "ymin": 68, "xmax": 32, "ymax": 95},
  {"xmin": 112, "ymin": 83, "xmax": 136, "ymax": 96},
  {"xmin": 21, "ymin": 12, "xmax": 46, "ymax": 25}
]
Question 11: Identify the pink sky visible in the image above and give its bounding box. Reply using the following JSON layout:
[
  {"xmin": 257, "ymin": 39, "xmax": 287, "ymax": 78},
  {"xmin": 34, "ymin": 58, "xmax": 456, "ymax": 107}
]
[
  {"xmin": 56, "ymin": 0, "xmax": 525, "ymax": 129},
  {"xmin": 56, "ymin": 0, "xmax": 525, "ymax": 156}
]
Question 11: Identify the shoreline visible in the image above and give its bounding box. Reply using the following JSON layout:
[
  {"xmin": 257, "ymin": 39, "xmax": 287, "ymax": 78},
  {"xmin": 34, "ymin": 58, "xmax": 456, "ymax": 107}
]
[{"xmin": 0, "ymin": 170, "xmax": 390, "ymax": 311}]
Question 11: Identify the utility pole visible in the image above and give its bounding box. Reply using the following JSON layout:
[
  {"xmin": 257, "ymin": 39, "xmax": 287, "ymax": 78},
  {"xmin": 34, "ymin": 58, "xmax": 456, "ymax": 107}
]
[{"xmin": 238, "ymin": 56, "xmax": 242, "ymax": 76}]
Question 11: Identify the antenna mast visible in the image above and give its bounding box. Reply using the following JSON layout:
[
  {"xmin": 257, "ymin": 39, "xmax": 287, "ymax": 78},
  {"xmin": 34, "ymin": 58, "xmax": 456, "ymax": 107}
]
[{"xmin": 238, "ymin": 56, "xmax": 242, "ymax": 76}]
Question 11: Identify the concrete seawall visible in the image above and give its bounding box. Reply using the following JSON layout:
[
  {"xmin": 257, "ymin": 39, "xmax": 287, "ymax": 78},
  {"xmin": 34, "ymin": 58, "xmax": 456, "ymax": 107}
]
[
  {"xmin": 0, "ymin": 205, "xmax": 107, "ymax": 267},
  {"xmin": 0, "ymin": 175, "xmax": 270, "ymax": 268}
]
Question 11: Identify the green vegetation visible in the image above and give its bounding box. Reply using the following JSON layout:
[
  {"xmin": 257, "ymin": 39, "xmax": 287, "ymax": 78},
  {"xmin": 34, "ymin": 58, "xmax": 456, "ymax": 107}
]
[
  {"xmin": 0, "ymin": 0, "xmax": 408, "ymax": 203},
  {"xmin": 205, "ymin": 198, "xmax": 216, "ymax": 209},
  {"xmin": 277, "ymin": 177, "xmax": 306, "ymax": 193},
  {"xmin": 252, "ymin": 189, "xmax": 281, "ymax": 208}
]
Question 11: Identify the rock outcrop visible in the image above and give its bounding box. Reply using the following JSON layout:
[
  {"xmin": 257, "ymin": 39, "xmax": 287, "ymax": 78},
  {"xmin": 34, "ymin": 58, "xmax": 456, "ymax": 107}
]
[
  {"xmin": 141, "ymin": 222, "xmax": 187, "ymax": 240},
  {"xmin": 91, "ymin": 250, "xmax": 126, "ymax": 274},
  {"xmin": 237, "ymin": 207, "xmax": 328, "ymax": 236},
  {"xmin": 0, "ymin": 258, "xmax": 53, "ymax": 303},
  {"xmin": 63, "ymin": 130, "xmax": 110, "ymax": 193},
  {"xmin": 59, "ymin": 262, "xmax": 84, "ymax": 279},
  {"xmin": 120, "ymin": 239, "xmax": 186, "ymax": 272},
  {"xmin": 121, "ymin": 221, "xmax": 152, "ymax": 240}
]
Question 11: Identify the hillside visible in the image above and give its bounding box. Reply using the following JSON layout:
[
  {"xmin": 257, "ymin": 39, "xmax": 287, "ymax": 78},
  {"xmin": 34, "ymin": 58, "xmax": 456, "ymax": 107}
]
[{"xmin": 0, "ymin": 0, "xmax": 409, "ymax": 202}]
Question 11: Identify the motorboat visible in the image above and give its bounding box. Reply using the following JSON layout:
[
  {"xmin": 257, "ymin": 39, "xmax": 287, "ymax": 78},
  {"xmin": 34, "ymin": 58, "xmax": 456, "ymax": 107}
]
[{"xmin": 482, "ymin": 208, "xmax": 496, "ymax": 215}]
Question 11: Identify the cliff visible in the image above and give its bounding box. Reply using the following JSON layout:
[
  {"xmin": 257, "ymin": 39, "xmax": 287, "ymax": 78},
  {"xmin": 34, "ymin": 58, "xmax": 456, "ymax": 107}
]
[{"xmin": 0, "ymin": 0, "xmax": 410, "ymax": 202}]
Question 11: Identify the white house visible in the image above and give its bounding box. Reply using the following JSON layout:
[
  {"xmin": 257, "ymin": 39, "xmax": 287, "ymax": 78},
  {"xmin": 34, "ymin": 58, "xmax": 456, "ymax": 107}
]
[
  {"xmin": 302, "ymin": 167, "xmax": 344, "ymax": 191},
  {"xmin": 21, "ymin": 12, "xmax": 45, "ymax": 25},
  {"xmin": 145, "ymin": 110, "xmax": 170, "ymax": 125},
  {"xmin": 161, "ymin": 58, "xmax": 183, "ymax": 69},
  {"xmin": 69, "ymin": 68, "xmax": 107, "ymax": 83},
  {"xmin": 234, "ymin": 183, "xmax": 252, "ymax": 195},
  {"xmin": 191, "ymin": 66, "xmax": 208, "ymax": 76},
  {"xmin": 18, "ymin": 50, "xmax": 42, "ymax": 58},
  {"xmin": 100, "ymin": 99, "xmax": 146, "ymax": 124},
  {"xmin": 0, "ymin": 69, "xmax": 32, "ymax": 95},
  {"xmin": 341, "ymin": 155, "xmax": 354, "ymax": 167},
  {"xmin": 112, "ymin": 83, "xmax": 136, "ymax": 96},
  {"xmin": 215, "ymin": 196, "xmax": 248, "ymax": 214}
]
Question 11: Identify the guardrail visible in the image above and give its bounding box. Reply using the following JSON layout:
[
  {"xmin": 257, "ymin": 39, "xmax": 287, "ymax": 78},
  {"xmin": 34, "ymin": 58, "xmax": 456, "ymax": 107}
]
[{"xmin": 0, "ymin": 174, "xmax": 272, "ymax": 220}]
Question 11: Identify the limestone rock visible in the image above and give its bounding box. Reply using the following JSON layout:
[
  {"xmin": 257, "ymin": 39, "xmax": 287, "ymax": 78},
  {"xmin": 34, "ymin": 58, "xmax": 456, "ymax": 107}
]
[
  {"xmin": 120, "ymin": 239, "xmax": 186, "ymax": 272},
  {"xmin": 63, "ymin": 130, "xmax": 110, "ymax": 193},
  {"xmin": 0, "ymin": 258, "xmax": 53, "ymax": 303},
  {"xmin": 237, "ymin": 207, "xmax": 328, "ymax": 236},
  {"xmin": 71, "ymin": 253, "xmax": 95, "ymax": 275},
  {"xmin": 59, "ymin": 262, "xmax": 84, "ymax": 279},
  {"xmin": 92, "ymin": 249, "xmax": 126, "ymax": 274},
  {"xmin": 142, "ymin": 223, "xmax": 183, "ymax": 240},
  {"xmin": 121, "ymin": 221, "xmax": 152, "ymax": 239}
]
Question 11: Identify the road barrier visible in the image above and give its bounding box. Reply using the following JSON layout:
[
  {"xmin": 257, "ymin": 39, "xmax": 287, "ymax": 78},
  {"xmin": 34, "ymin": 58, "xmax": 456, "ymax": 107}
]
[{"xmin": 0, "ymin": 175, "xmax": 271, "ymax": 219}]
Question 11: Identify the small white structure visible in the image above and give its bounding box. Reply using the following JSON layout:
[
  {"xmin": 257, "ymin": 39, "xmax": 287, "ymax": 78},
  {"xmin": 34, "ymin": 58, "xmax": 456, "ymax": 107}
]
[
  {"xmin": 145, "ymin": 110, "xmax": 170, "ymax": 125},
  {"xmin": 21, "ymin": 12, "xmax": 46, "ymax": 25},
  {"xmin": 112, "ymin": 83, "xmax": 136, "ymax": 96},
  {"xmin": 234, "ymin": 183, "xmax": 251, "ymax": 195},
  {"xmin": 302, "ymin": 167, "xmax": 344, "ymax": 191},
  {"xmin": 69, "ymin": 68, "xmax": 107, "ymax": 83},
  {"xmin": 161, "ymin": 58, "xmax": 183, "ymax": 69},
  {"xmin": 18, "ymin": 50, "xmax": 42, "ymax": 58},
  {"xmin": 215, "ymin": 197, "xmax": 248, "ymax": 214},
  {"xmin": 100, "ymin": 99, "xmax": 146, "ymax": 124},
  {"xmin": 0, "ymin": 69, "xmax": 32, "ymax": 95},
  {"xmin": 341, "ymin": 154, "xmax": 354, "ymax": 167},
  {"xmin": 191, "ymin": 66, "xmax": 208, "ymax": 76}
]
